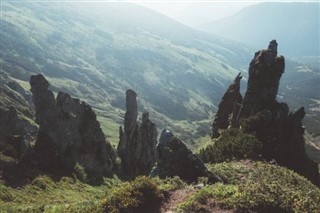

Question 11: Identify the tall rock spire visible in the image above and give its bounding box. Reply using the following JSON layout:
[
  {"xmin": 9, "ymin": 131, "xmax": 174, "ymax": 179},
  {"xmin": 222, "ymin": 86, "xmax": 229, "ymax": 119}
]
[
  {"xmin": 237, "ymin": 40, "xmax": 285, "ymax": 119},
  {"xmin": 209, "ymin": 41, "xmax": 319, "ymax": 185},
  {"xmin": 118, "ymin": 89, "xmax": 157, "ymax": 176}
]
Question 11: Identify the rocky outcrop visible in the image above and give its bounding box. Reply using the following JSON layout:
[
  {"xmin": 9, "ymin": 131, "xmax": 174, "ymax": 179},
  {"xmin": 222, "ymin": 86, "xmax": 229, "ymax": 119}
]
[
  {"xmin": 210, "ymin": 40, "xmax": 319, "ymax": 185},
  {"xmin": 211, "ymin": 73, "xmax": 242, "ymax": 138},
  {"xmin": 30, "ymin": 74, "xmax": 116, "ymax": 181},
  {"xmin": 118, "ymin": 89, "xmax": 157, "ymax": 176},
  {"xmin": 150, "ymin": 129, "xmax": 221, "ymax": 183},
  {"xmin": 237, "ymin": 40, "xmax": 284, "ymax": 119}
]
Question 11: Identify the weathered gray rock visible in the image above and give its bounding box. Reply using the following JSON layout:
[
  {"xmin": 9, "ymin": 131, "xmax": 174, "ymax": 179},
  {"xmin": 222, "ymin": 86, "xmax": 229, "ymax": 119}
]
[
  {"xmin": 150, "ymin": 129, "xmax": 220, "ymax": 183},
  {"xmin": 237, "ymin": 40, "xmax": 285, "ymax": 119},
  {"xmin": 210, "ymin": 40, "xmax": 319, "ymax": 185},
  {"xmin": 211, "ymin": 73, "xmax": 242, "ymax": 138},
  {"xmin": 30, "ymin": 74, "xmax": 116, "ymax": 180},
  {"xmin": 118, "ymin": 89, "xmax": 157, "ymax": 176}
]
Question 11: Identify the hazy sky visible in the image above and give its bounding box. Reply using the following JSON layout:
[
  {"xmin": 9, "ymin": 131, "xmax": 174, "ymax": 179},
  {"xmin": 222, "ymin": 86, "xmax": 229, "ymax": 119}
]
[{"xmin": 135, "ymin": 1, "xmax": 258, "ymax": 27}]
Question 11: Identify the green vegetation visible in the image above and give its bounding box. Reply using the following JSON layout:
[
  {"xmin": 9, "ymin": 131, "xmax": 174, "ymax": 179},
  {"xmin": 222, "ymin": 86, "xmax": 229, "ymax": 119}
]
[
  {"xmin": 1, "ymin": 2, "xmax": 319, "ymax": 213},
  {"xmin": 0, "ymin": 1, "xmax": 245, "ymax": 147},
  {"xmin": 199, "ymin": 129, "xmax": 262, "ymax": 163},
  {"xmin": 101, "ymin": 176, "xmax": 186, "ymax": 213},
  {"xmin": 101, "ymin": 176, "xmax": 163, "ymax": 213},
  {"xmin": 176, "ymin": 186, "xmax": 214, "ymax": 212},
  {"xmin": 177, "ymin": 161, "xmax": 320, "ymax": 213},
  {"xmin": 0, "ymin": 175, "xmax": 186, "ymax": 213},
  {"xmin": 0, "ymin": 175, "xmax": 121, "ymax": 213},
  {"xmin": 1, "ymin": 162, "xmax": 318, "ymax": 213}
]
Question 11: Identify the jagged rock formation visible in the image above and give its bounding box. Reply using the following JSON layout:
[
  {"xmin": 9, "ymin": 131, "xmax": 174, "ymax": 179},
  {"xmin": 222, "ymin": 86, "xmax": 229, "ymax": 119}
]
[
  {"xmin": 30, "ymin": 74, "xmax": 116, "ymax": 180},
  {"xmin": 211, "ymin": 40, "xmax": 319, "ymax": 185},
  {"xmin": 211, "ymin": 73, "xmax": 242, "ymax": 138},
  {"xmin": 150, "ymin": 129, "xmax": 220, "ymax": 183},
  {"xmin": 118, "ymin": 89, "xmax": 157, "ymax": 176},
  {"xmin": 237, "ymin": 40, "xmax": 284, "ymax": 119}
]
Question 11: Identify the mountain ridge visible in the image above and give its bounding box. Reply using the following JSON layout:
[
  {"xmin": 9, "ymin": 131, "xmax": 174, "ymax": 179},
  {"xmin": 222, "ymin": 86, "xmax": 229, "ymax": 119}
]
[
  {"xmin": 1, "ymin": 1, "xmax": 319, "ymax": 146},
  {"xmin": 200, "ymin": 2, "xmax": 320, "ymax": 63}
]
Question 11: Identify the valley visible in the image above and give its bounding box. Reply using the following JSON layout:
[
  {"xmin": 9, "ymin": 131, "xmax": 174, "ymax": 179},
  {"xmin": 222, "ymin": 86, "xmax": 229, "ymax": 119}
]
[{"xmin": 0, "ymin": 2, "xmax": 319, "ymax": 213}]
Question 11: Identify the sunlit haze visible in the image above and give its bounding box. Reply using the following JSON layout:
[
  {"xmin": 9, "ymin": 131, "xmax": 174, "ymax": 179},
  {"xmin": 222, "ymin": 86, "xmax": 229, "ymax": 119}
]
[{"xmin": 136, "ymin": 1, "xmax": 258, "ymax": 27}]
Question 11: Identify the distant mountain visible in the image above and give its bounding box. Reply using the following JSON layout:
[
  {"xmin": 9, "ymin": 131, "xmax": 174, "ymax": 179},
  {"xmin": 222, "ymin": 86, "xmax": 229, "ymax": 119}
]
[{"xmin": 200, "ymin": 2, "xmax": 320, "ymax": 64}]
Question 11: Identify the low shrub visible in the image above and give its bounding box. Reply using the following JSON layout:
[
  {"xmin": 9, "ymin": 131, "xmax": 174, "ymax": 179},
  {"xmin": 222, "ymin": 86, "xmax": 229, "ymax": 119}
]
[
  {"xmin": 101, "ymin": 176, "xmax": 164, "ymax": 213},
  {"xmin": 209, "ymin": 162, "xmax": 320, "ymax": 213},
  {"xmin": 176, "ymin": 186, "xmax": 214, "ymax": 212},
  {"xmin": 199, "ymin": 129, "xmax": 262, "ymax": 163},
  {"xmin": 31, "ymin": 175, "xmax": 57, "ymax": 190},
  {"xmin": 159, "ymin": 176, "xmax": 186, "ymax": 191}
]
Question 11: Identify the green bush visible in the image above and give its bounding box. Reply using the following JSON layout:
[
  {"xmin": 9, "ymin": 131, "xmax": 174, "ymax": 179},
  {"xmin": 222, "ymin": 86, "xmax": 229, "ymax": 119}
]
[
  {"xmin": 199, "ymin": 129, "xmax": 262, "ymax": 163},
  {"xmin": 101, "ymin": 176, "xmax": 164, "ymax": 213},
  {"xmin": 31, "ymin": 176, "xmax": 57, "ymax": 190},
  {"xmin": 176, "ymin": 186, "xmax": 215, "ymax": 213},
  {"xmin": 159, "ymin": 176, "xmax": 187, "ymax": 191},
  {"xmin": 177, "ymin": 162, "xmax": 320, "ymax": 213},
  {"xmin": 207, "ymin": 162, "xmax": 320, "ymax": 213}
]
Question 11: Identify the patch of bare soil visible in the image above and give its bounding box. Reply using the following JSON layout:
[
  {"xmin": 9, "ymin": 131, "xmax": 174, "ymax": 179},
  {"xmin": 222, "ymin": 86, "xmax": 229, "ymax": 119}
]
[
  {"xmin": 159, "ymin": 187, "xmax": 235, "ymax": 213},
  {"xmin": 160, "ymin": 187, "xmax": 197, "ymax": 213}
]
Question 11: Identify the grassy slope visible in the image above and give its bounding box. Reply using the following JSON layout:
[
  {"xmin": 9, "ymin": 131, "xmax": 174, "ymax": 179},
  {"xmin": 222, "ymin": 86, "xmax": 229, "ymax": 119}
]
[
  {"xmin": 1, "ymin": 161, "xmax": 319, "ymax": 213},
  {"xmin": 0, "ymin": 1, "xmax": 248, "ymax": 146},
  {"xmin": 0, "ymin": 175, "xmax": 121, "ymax": 213},
  {"xmin": 1, "ymin": 2, "xmax": 319, "ymax": 146}
]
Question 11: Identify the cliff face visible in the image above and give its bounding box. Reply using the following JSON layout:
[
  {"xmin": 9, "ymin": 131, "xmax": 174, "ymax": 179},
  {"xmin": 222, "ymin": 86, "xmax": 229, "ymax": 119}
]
[
  {"xmin": 211, "ymin": 73, "xmax": 242, "ymax": 138},
  {"xmin": 211, "ymin": 40, "xmax": 319, "ymax": 185},
  {"xmin": 118, "ymin": 89, "xmax": 157, "ymax": 176},
  {"xmin": 30, "ymin": 74, "xmax": 116, "ymax": 181}
]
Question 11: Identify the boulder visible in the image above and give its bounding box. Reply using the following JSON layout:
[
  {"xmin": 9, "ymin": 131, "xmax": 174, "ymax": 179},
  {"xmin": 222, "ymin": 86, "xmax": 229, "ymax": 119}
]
[
  {"xmin": 118, "ymin": 89, "xmax": 157, "ymax": 176},
  {"xmin": 30, "ymin": 74, "xmax": 116, "ymax": 180},
  {"xmin": 150, "ymin": 129, "xmax": 220, "ymax": 183}
]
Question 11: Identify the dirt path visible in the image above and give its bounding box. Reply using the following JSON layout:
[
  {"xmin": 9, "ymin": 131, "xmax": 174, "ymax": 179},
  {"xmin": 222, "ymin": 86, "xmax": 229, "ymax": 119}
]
[
  {"xmin": 159, "ymin": 187, "xmax": 235, "ymax": 213},
  {"xmin": 160, "ymin": 187, "xmax": 197, "ymax": 213}
]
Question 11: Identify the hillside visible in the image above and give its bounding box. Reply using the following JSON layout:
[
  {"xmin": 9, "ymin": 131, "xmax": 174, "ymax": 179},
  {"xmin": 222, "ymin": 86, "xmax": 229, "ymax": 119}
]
[
  {"xmin": 1, "ymin": 3, "xmax": 319, "ymax": 211},
  {"xmin": 200, "ymin": 2, "xmax": 320, "ymax": 64},
  {"xmin": 1, "ymin": 162, "xmax": 319, "ymax": 212},
  {"xmin": 1, "ymin": 1, "xmax": 319, "ymax": 147},
  {"xmin": 1, "ymin": 1, "xmax": 252, "ymax": 145}
]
